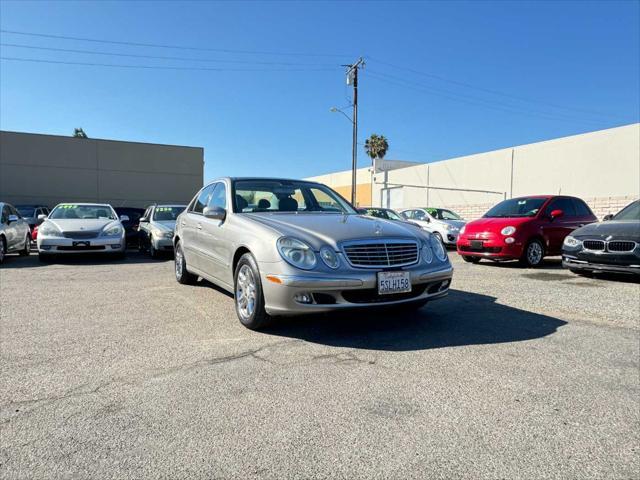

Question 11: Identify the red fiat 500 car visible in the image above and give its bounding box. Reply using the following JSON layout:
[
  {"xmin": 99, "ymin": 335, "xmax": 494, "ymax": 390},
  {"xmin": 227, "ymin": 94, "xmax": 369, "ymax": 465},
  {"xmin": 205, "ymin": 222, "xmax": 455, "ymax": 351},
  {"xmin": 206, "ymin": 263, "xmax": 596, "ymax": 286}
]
[{"xmin": 457, "ymin": 195, "xmax": 597, "ymax": 267}]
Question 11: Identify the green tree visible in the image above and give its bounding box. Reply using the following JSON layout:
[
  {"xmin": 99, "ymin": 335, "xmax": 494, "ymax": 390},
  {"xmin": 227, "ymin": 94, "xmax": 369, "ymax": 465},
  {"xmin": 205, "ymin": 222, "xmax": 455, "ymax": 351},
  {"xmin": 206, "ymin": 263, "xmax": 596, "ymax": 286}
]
[
  {"xmin": 73, "ymin": 128, "xmax": 88, "ymax": 138},
  {"xmin": 364, "ymin": 134, "xmax": 389, "ymax": 163}
]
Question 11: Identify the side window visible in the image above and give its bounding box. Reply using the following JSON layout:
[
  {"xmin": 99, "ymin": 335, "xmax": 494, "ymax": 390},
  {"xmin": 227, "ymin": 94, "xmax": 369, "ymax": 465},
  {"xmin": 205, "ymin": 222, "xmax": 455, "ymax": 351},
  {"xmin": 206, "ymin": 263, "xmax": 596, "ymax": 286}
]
[
  {"xmin": 413, "ymin": 210, "xmax": 426, "ymax": 220},
  {"xmin": 208, "ymin": 183, "xmax": 227, "ymax": 210},
  {"xmin": 545, "ymin": 198, "xmax": 576, "ymax": 217},
  {"xmin": 572, "ymin": 199, "xmax": 592, "ymax": 217},
  {"xmin": 190, "ymin": 185, "xmax": 215, "ymax": 214},
  {"xmin": 1, "ymin": 206, "xmax": 9, "ymax": 224},
  {"xmin": 401, "ymin": 210, "xmax": 413, "ymax": 219}
]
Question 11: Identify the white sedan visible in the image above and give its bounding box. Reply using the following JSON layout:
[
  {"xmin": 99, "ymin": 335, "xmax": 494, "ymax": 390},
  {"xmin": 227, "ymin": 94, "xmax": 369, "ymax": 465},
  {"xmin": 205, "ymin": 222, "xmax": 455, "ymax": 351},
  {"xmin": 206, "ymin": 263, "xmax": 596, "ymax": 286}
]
[{"xmin": 37, "ymin": 203, "xmax": 128, "ymax": 261}]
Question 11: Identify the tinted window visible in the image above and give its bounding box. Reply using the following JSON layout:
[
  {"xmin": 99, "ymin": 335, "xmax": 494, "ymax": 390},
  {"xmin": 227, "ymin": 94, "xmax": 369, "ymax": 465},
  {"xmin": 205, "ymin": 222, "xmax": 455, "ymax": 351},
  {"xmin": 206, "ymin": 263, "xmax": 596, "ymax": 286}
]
[
  {"xmin": 614, "ymin": 201, "xmax": 640, "ymax": 221},
  {"xmin": 363, "ymin": 208, "xmax": 389, "ymax": 219},
  {"xmin": 191, "ymin": 185, "xmax": 215, "ymax": 214},
  {"xmin": 572, "ymin": 199, "xmax": 592, "ymax": 217},
  {"xmin": 413, "ymin": 210, "xmax": 426, "ymax": 220},
  {"xmin": 17, "ymin": 207, "xmax": 35, "ymax": 217},
  {"xmin": 386, "ymin": 209, "xmax": 403, "ymax": 221},
  {"xmin": 544, "ymin": 197, "xmax": 576, "ymax": 217},
  {"xmin": 208, "ymin": 183, "xmax": 227, "ymax": 210},
  {"xmin": 484, "ymin": 198, "xmax": 547, "ymax": 218}
]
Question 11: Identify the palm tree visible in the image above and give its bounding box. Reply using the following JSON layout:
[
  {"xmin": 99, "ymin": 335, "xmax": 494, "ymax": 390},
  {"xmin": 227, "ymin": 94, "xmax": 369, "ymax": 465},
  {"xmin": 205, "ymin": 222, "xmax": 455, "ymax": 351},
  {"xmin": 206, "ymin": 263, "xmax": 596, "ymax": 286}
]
[
  {"xmin": 73, "ymin": 128, "xmax": 88, "ymax": 138},
  {"xmin": 364, "ymin": 134, "xmax": 389, "ymax": 165}
]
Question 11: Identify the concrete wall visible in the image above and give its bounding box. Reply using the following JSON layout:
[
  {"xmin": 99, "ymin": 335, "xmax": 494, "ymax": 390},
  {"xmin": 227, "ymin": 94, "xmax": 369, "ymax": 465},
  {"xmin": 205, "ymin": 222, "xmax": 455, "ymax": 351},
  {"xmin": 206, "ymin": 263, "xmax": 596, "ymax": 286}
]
[
  {"xmin": 0, "ymin": 131, "xmax": 204, "ymax": 208},
  {"xmin": 307, "ymin": 124, "xmax": 640, "ymax": 219}
]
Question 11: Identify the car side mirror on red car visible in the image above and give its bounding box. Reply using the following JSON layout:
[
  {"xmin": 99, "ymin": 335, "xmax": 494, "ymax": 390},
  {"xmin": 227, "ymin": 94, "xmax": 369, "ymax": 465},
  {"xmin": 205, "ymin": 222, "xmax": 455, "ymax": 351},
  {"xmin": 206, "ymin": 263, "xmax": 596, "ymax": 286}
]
[{"xmin": 550, "ymin": 209, "xmax": 564, "ymax": 220}]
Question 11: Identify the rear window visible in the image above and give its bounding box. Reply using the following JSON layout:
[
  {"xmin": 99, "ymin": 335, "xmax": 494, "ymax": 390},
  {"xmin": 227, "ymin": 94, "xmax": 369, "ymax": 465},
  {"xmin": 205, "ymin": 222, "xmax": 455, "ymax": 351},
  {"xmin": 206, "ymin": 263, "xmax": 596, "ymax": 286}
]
[{"xmin": 17, "ymin": 207, "xmax": 35, "ymax": 217}]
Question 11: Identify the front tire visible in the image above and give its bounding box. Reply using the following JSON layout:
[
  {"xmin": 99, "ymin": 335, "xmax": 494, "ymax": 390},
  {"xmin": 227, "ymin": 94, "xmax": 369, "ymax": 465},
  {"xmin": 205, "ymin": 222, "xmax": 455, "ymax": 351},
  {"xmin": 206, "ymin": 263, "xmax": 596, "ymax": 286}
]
[
  {"xmin": 462, "ymin": 255, "xmax": 481, "ymax": 264},
  {"xmin": 149, "ymin": 236, "xmax": 158, "ymax": 259},
  {"xmin": 234, "ymin": 253, "xmax": 271, "ymax": 330},
  {"xmin": 19, "ymin": 234, "xmax": 31, "ymax": 256},
  {"xmin": 520, "ymin": 239, "xmax": 545, "ymax": 267},
  {"xmin": 174, "ymin": 241, "xmax": 196, "ymax": 285},
  {"xmin": 433, "ymin": 232, "xmax": 444, "ymax": 245},
  {"xmin": 0, "ymin": 238, "xmax": 6, "ymax": 264}
]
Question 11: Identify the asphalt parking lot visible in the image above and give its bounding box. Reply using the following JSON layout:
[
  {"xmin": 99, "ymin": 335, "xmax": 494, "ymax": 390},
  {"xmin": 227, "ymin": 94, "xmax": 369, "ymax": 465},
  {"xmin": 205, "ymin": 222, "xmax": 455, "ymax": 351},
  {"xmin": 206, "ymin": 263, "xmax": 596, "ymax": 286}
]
[{"xmin": 1, "ymin": 251, "xmax": 638, "ymax": 479}]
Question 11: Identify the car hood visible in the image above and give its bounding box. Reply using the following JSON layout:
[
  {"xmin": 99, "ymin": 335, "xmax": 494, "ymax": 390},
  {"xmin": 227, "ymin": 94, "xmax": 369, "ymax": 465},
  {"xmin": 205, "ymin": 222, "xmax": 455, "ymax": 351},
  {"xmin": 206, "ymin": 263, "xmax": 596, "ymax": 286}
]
[
  {"xmin": 154, "ymin": 220, "xmax": 176, "ymax": 230},
  {"xmin": 571, "ymin": 220, "xmax": 640, "ymax": 240},
  {"xmin": 242, "ymin": 213, "xmax": 423, "ymax": 249},
  {"xmin": 463, "ymin": 216, "xmax": 533, "ymax": 232},
  {"xmin": 439, "ymin": 219, "xmax": 466, "ymax": 229},
  {"xmin": 45, "ymin": 218, "xmax": 118, "ymax": 232}
]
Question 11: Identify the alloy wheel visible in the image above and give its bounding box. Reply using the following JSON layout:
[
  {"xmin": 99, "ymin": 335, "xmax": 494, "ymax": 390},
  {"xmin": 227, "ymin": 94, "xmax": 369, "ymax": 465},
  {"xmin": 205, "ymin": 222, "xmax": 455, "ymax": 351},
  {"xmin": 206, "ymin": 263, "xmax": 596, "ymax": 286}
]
[
  {"xmin": 527, "ymin": 242, "xmax": 543, "ymax": 265},
  {"xmin": 236, "ymin": 264, "xmax": 257, "ymax": 320}
]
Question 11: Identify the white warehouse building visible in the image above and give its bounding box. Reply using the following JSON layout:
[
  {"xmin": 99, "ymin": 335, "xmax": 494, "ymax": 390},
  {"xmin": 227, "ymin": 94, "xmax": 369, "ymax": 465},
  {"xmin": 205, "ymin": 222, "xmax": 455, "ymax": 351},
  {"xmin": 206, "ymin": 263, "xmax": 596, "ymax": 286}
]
[{"xmin": 306, "ymin": 123, "xmax": 640, "ymax": 220}]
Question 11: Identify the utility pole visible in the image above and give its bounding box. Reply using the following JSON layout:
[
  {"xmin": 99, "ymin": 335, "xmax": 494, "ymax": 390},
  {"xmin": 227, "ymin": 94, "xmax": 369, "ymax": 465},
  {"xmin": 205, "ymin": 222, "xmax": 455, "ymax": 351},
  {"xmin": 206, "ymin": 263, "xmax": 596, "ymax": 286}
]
[{"xmin": 344, "ymin": 57, "xmax": 364, "ymax": 206}]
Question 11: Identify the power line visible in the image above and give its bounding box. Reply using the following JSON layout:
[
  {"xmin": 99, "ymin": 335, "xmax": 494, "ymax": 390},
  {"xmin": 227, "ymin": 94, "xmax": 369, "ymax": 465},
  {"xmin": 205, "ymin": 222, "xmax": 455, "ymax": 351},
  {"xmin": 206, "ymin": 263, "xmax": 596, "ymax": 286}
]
[
  {"xmin": 0, "ymin": 29, "xmax": 352, "ymax": 58},
  {"xmin": 366, "ymin": 70, "xmax": 604, "ymax": 126},
  {"xmin": 0, "ymin": 56, "xmax": 338, "ymax": 72},
  {"xmin": 368, "ymin": 57, "xmax": 623, "ymax": 121},
  {"xmin": 0, "ymin": 42, "xmax": 339, "ymax": 67}
]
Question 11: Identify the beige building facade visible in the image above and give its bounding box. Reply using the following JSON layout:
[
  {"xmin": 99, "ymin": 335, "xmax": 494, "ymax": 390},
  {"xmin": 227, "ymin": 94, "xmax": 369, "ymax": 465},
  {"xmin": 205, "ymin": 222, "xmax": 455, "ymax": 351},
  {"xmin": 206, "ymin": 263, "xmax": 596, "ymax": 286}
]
[
  {"xmin": 307, "ymin": 123, "xmax": 640, "ymax": 220},
  {"xmin": 0, "ymin": 131, "xmax": 204, "ymax": 208}
]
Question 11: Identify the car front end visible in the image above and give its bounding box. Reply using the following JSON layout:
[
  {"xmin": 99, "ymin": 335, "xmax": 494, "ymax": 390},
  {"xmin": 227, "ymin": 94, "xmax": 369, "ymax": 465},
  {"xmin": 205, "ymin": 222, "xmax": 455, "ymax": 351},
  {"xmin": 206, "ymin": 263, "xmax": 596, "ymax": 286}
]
[
  {"xmin": 456, "ymin": 220, "xmax": 528, "ymax": 260},
  {"xmin": 257, "ymin": 229, "xmax": 453, "ymax": 316},
  {"xmin": 148, "ymin": 221, "xmax": 176, "ymax": 252}
]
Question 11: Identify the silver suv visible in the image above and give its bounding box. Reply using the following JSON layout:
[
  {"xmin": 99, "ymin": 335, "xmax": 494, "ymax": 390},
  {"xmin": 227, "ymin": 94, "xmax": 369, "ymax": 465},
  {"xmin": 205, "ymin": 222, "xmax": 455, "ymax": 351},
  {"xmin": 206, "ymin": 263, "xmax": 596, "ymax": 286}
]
[
  {"xmin": 138, "ymin": 205, "xmax": 186, "ymax": 258},
  {"xmin": 0, "ymin": 202, "xmax": 32, "ymax": 263}
]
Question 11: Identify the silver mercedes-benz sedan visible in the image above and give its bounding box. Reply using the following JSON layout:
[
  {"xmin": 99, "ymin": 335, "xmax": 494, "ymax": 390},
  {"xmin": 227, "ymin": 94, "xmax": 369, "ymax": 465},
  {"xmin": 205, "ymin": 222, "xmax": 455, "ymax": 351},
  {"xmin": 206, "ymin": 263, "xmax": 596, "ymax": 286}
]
[
  {"xmin": 174, "ymin": 178, "xmax": 454, "ymax": 330},
  {"xmin": 37, "ymin": 203, "xmax": 128, "ymax": 261}
]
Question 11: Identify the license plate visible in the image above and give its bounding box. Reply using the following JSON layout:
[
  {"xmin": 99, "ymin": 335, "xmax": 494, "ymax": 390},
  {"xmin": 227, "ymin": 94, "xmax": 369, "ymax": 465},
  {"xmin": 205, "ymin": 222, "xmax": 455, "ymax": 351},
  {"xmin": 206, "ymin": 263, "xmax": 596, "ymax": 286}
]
[
  {"xmin": 470, "ymin": 240, "xmax": 483, "ymax": 250},
  {"xmin": 377, "ymin": 271, "xmax": 411, "ymax": 295}
]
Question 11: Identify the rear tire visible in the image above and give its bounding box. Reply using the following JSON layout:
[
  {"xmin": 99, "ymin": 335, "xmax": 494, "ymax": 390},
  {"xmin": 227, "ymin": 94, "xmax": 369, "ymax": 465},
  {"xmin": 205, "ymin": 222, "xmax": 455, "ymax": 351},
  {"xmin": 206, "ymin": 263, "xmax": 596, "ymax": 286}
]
[
  {"xmin": 19, "ymin": 234, "xmax": 31, "ymax": 256},
  {"xmin": 462, "ymin": 255, "xmax": 481, "ymax": 264},
  {"xmin": 234, "ymin": 253, "xmax": 271, "ymax": 330},
  {"xmin": 0, "ymin": 237, "xmax": 6, "ymax": 264},
  {"xmin": 520, "ymin": 239, "xmax": 545, "ymax": 267},
  {"xmin": 433, "ymin": 232, "xmax": 444, "ymax": 244},
  {"xmin": 174, "ymin": 241, "xmax": 196, "ymax": 285}
]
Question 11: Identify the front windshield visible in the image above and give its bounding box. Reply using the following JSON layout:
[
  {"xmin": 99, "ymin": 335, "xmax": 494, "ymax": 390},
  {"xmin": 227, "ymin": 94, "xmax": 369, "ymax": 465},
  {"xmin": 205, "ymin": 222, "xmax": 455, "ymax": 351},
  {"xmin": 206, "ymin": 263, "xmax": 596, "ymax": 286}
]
[
  {"xmin": 386, "ymin": 209, "xmax": 403, "ymax": 221},
  {"xmin": 17, "ymin": 207, "xmax": 35, "ymax": 217},
  {"xmin": 426, "ymin": 208, "xmax": 462, "ymax": 220},
  {"xmin": 153, "ymin": 206, "xmax": 185, "ymax": 221},
  {"xmin": 614, "ymin": 201, "xmax": 640, "ymax": 221},
  {"xmin": 233, "ymin": 180, "xmax": 356, "ymax": 214},
  {"xmin": 484, "ymin": 198, "xmax": 547, "ymax": 218},
  {"xmin": 49, "ymin": 204, "xmax": 116, "ymax": 220}
]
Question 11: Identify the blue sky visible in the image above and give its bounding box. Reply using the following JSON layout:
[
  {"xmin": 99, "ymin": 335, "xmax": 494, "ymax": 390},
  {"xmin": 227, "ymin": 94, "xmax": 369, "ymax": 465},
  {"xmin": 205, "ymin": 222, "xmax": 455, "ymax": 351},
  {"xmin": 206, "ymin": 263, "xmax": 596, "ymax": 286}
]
[{"xmin": 1, "ymin": 0, "xmax": 638, "ymax": 183}]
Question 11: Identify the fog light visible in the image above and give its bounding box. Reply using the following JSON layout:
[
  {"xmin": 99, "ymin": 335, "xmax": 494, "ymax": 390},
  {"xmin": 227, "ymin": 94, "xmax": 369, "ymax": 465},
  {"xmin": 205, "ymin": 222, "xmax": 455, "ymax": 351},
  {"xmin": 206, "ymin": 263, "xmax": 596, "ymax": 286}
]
[
  {"xmin": 110, "ymin": 244, "xmax": 121, "ymax": 249},
  {"xmin": 505, "ymin": 237, "xmax": 515, "ymax": 244},
  {"xmin": 294, "ymin": 293, "xmax": 313, "ymax": 304},
  {"xmin": 440, "ymin": 280, "xmax": 451, "ymax": 291}
]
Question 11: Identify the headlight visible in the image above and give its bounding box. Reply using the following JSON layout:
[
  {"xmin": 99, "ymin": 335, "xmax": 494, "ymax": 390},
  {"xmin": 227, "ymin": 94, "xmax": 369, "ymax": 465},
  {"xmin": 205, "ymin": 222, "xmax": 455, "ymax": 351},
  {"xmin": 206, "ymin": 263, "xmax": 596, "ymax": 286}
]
[
  {"xmin": 163, "ymin": 231, "xmax": 174, "ymax": 239},
  {"xmin": 501, "ymin": 226, "xmax": 516, "ymax": 236},
  {"xmin": 429, "ymin": 234, "xmax": 448, "ymax": 261},
  {"xmin": 102, "ymin": 224, "xmax": 123, "ymax": 236},
  {"xmin": 563, "ymin": 235, "xmax": 582, "ymax": 248},
  {"xmin": 39, "ymin": 222, "xmax": 63, "ymax": 237},
  {"xmin": 460, "ymin": 225, "xmax": 466, "ymax": 234},
  {"xmin": 319, "ymin": 245, "xmax": 339, "ymax": 269},
  {"xmin": 277, "ymin": 237, "xmax": 317, "ymax": 270},
  {"xmin": 446, "ymin": 224, "xmax": 458, "ymax": 232},
  {"xmin": 421, "ymin": 240, "xmax": 433, "ymax": 263}
]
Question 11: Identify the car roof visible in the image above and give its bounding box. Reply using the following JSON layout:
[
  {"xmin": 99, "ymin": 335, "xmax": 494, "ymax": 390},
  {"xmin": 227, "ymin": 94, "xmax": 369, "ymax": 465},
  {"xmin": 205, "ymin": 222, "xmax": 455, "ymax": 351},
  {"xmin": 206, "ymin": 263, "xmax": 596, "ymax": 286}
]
[
  {"xmin": 153, "ymin": 204, "xmax": 187, "ymax": 208},
  {"xmin": 53, "ymin": 203, "xmax": 113, "ymax": 207}
]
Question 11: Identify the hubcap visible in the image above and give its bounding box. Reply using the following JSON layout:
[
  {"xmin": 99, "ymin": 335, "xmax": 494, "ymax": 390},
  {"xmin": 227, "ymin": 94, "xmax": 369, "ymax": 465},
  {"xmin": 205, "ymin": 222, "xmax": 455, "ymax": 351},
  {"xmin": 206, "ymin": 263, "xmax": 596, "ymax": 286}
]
[
  {"xmin": 175, "ymin": 247, "xmax": 183, "ymax": 278},
  {"xmin": 527, "ymin": 242, "xmax": 543, "ymax": 265},
  {"xmin": 236, "ymin": 264, "xmax": 257, "ymax": 320}
]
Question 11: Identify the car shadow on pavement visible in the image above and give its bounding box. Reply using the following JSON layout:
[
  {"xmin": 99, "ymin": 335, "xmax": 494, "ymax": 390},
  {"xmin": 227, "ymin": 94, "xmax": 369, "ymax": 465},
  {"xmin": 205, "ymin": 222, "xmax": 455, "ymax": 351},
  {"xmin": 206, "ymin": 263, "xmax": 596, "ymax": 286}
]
[
  {"xmin": 469, "ymin": 256, "xmax": 564, "ymax": 270},
  {"xmin": 0, "ymin": 251, "xmax": 171, "ymax": 269},
  {"xmin": 263, "ymin": 289, "xmax": 567, "ymax": 351}
]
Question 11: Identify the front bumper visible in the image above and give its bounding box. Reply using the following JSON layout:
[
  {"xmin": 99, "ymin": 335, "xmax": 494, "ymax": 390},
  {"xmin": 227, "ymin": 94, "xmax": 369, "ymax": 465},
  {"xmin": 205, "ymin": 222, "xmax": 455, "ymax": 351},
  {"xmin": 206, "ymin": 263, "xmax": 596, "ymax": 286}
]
[
  {"xmin": 260, "ymin": 261, "xmax": 454, "ymax": 316},
  {"xmin": 153, "ymin": 237, "xmax": 175, "ymax": 251},
  {"xmin": 38, "ymin": 235, "xmax": 126, "ymax": 254},
  {"xmin": 562, "ymin": 254, "xmax": 640, "ymax": 275},
  {"xmin": 443, "ymin": 232, "xmax": 458, "ymax": 245},
  {"xmin": 456, "ymin": 235, "xmax": 525, "ymax": 260}
]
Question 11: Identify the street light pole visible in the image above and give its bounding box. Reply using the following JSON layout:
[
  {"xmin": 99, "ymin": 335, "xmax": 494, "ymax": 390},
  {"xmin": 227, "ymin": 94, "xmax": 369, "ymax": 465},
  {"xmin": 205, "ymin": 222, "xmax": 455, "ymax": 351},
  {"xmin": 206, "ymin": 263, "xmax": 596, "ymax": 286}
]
[{"xmin": 345, "ymin": 57, "xmax": 364, "ymax": 206}]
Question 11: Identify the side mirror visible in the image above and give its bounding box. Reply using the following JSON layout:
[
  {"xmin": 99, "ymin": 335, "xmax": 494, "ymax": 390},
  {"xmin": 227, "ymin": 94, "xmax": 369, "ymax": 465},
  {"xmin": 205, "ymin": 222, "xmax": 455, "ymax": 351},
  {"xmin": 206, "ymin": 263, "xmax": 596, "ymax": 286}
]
[
  {"xmin": 139, "ymin": 217, "xmax": 149, "ymax": 223},
  {"xmin": 203, "ymin": 206, "xmax": 226, "ymax": 221},
  {"xmin": 550, "ymin": 209, "xmax": 564, "ymax": 220},
  {"xmin": 37, "ymin": 214, "xmax": 47, "ymax": 225},
  {"xmin": 8, "ymin": 214, "xmax": 19, "ymax": 224},
  {"xmin": 120, "ymin": 215, "xmax": 130, "ymax": 222},
  {"xmin": 603, "ymin": 214, "xmax": 614, "ymax": 221}
]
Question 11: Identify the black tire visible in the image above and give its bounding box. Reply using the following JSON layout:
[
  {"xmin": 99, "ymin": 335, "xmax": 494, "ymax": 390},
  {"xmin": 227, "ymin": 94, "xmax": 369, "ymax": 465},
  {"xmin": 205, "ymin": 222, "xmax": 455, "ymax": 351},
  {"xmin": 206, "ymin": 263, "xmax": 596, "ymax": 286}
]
[
  {"xmin": 19, "ymin": 234, "xmax": 31, "ymax": 256},
  {"xmin": 520, "ymin": 239, "xmax": 545, "ymax": 267},
  {"xmin": 234, "ymin": 253, "xmax": 271, "ymax": 330},
  {"xmin": 0, "ymin": 237, "xmax": 6, "ymax": 264},
  {"xmin": 462, "ymin": 255, "xmax": 481, "ymax": 264},
  {"xmin": 149, "ymin": 236, "xmax": 158, "ymax": 259},
  {"xmin": 174, "ymin": 241, "xmax": 196, "ymax": 285}
]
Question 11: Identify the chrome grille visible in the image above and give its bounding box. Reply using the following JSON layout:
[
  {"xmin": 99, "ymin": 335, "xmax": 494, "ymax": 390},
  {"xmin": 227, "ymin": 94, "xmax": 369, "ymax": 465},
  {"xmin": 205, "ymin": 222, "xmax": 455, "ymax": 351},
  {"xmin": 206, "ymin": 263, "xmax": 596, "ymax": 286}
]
[
  {"xmin": 608, "ymin": 241, "xmax": 636, "ymax": 252},
  {"xmin": 583, "ymin": 240, "xmax": 605, "ymax": 251},
  {"xmin": 64, "ymin": 231, "xmax": 99, "ymax": 239},
  {"xmin": 342, "ymin": 240, "xmax": 419, "ymax": 268}
]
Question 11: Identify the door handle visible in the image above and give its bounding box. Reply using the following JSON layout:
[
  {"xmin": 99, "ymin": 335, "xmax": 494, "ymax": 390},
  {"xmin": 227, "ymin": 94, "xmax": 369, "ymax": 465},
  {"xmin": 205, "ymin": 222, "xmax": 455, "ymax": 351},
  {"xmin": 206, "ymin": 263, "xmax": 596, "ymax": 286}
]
[
  {"xmin": 197, "ymin": 223, "xmax": 202, "ymax": 230},
  {"xmin": 181, "ymin": 221, "xmax": 186, "ymax": 226}
]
